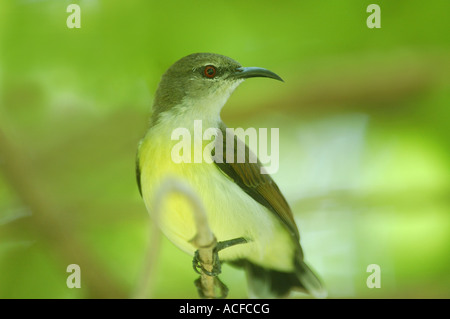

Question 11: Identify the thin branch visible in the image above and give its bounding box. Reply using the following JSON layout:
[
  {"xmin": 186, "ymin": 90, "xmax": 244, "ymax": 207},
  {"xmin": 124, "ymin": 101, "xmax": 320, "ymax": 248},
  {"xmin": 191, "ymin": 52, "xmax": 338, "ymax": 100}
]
[{"xmin": 132, "ymin": 219, "xmax": 162, "ymax": 299}]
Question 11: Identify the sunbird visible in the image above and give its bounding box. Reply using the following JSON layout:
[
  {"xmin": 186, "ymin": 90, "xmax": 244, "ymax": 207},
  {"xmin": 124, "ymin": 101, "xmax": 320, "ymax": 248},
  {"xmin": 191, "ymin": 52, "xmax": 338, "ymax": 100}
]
[{"xmin": 136, "ymin": 53, "xmax": 325, "ymax": 298}]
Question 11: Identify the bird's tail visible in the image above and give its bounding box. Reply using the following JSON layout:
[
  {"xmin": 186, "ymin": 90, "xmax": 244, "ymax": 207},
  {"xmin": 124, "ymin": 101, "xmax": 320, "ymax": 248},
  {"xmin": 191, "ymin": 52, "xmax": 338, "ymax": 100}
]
[
  {"xmin": 238, "ymin": 259, "xmax": 327, "ymax": 299},
  {"xmin": 294, "ymin": 260, "xmax": 327, "ymax": 299}
]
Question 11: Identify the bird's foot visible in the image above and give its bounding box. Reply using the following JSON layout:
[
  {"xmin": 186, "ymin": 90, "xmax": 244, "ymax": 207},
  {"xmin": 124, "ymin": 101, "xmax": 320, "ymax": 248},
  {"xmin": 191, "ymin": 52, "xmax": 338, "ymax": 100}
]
[
  {"xmin": 216, "ymin": 237, "xmax": 248, "ymax": 251},
  {"xmin": 192, "ymin": 237, "xmax": 248, "ymax": 276},
  {"xmin": 192, "ymin": 249, "xmax": 222, "ymax": 276}
]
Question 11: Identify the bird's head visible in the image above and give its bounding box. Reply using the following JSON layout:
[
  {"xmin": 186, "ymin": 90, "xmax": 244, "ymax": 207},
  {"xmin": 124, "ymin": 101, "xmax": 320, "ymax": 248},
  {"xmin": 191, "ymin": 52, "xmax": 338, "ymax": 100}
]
[{"xmin": 152, "ymin": 53, "xmax": 283, "ymax": 120}]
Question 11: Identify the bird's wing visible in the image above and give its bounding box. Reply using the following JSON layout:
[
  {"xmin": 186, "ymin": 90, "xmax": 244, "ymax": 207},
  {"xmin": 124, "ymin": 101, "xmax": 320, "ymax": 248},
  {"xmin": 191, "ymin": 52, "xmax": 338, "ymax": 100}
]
[{"xmin": 213, "ymin": 124, "xmax": 300, "ymax": 241}]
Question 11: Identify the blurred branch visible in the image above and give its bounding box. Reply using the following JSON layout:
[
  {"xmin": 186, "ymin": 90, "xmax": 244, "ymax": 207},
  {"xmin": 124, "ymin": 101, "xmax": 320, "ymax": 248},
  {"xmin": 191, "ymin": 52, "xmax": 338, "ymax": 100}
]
[
  {"xmin": 132, "ymin": 219, "xmax": 162, "ymax": 299},
  {"xmin": 0, "ymin": 128, "xmax": 127, "ymax": 298},
  {"xmin": 137, "ymin": 177, "xmax": 226, "ymax": 299}
]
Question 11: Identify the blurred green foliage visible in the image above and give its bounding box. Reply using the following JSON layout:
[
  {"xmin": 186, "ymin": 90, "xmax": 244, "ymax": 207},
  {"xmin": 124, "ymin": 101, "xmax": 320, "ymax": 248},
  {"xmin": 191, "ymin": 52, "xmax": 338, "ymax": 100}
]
[{"xmin": 0, "ymin": 0, "xmax": 449, "ymax": 298}]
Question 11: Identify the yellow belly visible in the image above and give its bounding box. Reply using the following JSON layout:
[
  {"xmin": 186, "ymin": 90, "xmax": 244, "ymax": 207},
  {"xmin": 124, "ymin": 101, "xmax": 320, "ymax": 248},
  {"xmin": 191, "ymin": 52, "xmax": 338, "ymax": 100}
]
[{"xmin": 138, "ymin": 130, "xmax": 295, "ymax": 271}]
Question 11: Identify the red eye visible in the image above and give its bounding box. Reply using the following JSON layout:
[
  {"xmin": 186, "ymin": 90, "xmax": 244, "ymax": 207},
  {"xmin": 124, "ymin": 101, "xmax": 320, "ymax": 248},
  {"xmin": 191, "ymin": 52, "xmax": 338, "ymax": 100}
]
[{"xmin": 204, "ymin": 65, "xmax": 216, "ymax": 78}]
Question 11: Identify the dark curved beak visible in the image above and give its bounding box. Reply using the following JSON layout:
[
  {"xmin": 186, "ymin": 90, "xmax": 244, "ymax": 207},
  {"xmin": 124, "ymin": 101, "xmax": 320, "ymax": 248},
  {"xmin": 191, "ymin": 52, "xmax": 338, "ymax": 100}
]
[{"xmin": 231, "ymin": 67, "xmax": 284, "ymax": 82}]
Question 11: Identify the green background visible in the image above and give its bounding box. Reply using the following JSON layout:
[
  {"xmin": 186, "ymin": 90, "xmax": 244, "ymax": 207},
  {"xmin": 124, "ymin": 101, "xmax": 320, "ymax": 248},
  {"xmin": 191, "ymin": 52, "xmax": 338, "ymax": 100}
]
[{"xmin": 0, "ymin": 0, "xmax": 449, "ymax": 298}]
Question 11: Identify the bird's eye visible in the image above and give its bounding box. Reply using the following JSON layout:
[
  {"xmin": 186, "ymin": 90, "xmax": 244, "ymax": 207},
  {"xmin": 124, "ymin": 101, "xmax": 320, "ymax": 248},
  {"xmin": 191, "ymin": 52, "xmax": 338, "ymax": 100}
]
[{"xmin": 204, "ymin": 65, "xmax": 216, "ymax": 78}]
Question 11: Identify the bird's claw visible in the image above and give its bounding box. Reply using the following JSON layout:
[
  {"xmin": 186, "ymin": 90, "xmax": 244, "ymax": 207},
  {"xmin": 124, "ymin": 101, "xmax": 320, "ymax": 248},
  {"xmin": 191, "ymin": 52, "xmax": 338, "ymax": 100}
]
[
  {"xmin": 192, "ymin": 237, "xmax": 247, "ymax": 276},
  {"xmin": 192, "ymin": 248, "xmax": 222, "ymax": 276}
]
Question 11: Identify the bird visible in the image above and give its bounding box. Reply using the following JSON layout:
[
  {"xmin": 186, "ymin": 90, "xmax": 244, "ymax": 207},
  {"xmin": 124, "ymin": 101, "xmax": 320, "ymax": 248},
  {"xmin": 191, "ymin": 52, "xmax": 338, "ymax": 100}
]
[{"xmin": 136, "ymin": 53, "xmax": 326, "ymax": 298}]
